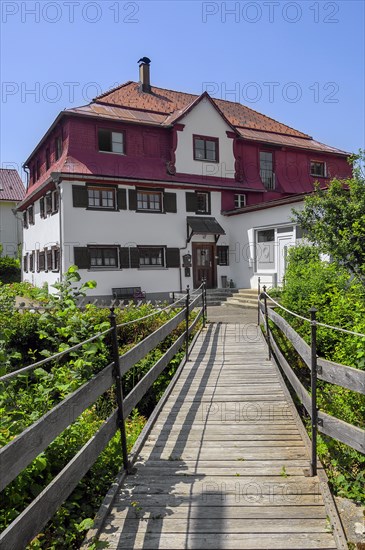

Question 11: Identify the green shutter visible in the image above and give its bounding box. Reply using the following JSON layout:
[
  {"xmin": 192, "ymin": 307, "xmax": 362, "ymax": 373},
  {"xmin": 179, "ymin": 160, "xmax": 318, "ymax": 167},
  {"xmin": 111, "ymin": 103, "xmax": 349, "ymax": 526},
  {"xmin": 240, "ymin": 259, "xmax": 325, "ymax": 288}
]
[
  {"xmin": 164, "ymin": 192, "xmax": 177, "ymax": 213},
  {"xmin": 117, "ymin": 189, "xmax": 127, "ymax": 210},
  {"xmin": 74, "ymin": 247, "xmax": 89, "ymax": 269},
  {"xmin": 128, "ymin": 189, "xmax": 137, "ymax": 210},
  {"xmin": 72, "ymin": 185, "xmax": 88, "ymax": 208},
  {"xmin": 166, "ymin": 248, "xmax": 180, "ymax": 268},
  {"xmin": 186, "ymin": 192, "xmax": 197, "ymax": 212},
  {"xmin": 119, "ymin": 247, "xmax": 130, "ymax": 268},
  {"xmin": 130, "ymin": 247, "xmax": 140, "ymax": 269}
]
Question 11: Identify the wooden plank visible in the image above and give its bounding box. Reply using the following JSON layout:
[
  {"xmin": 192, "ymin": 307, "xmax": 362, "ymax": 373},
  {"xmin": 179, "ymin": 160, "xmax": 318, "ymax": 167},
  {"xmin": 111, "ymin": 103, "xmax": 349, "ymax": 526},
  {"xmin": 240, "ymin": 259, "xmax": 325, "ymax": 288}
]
[
  {"xmin": 124, "ymin": 331, "xmax": 186, "ymax": 417},
  {"xmin": 269, "ymin": 330, "xmax": 311, "ymax": 414},
  {"xmin": 119, "ymin": 309, "xmax": 186, "ymax": 376},
  {"xmin": 318, "ymin": 410, "xmax": 365, "ymax": 454},
  {"xmin": 100, "ymin": 532, "xmax": 337, "ymax": 549},
  {"xmin": 0, "ymin": 362, "xmax": 114, "ymax": 492},
  {"xmin": 0, "ymin": 410, "xmax": 118, "ymax": 550}
]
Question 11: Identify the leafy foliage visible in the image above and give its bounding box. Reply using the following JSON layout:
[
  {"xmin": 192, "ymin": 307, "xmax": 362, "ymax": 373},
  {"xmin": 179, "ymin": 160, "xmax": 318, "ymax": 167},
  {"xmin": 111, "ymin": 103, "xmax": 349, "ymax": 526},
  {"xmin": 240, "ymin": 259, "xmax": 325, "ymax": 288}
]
[
  {"xmin": 292, "ymin": 150, "xmax": 365, "ymax": 286},
  {"xmin": 275, "ymin": 245, "xmax": 365, "ymax": 502},
  {"xmin": 0, "ymin": 267, "xmax": 201, "ymax": 548}
]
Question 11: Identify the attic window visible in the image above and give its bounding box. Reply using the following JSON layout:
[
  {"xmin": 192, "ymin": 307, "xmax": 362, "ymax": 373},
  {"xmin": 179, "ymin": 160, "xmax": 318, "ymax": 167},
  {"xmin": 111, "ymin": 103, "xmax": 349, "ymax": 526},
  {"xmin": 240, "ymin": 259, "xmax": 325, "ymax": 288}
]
[
  {"xmin": 234, "ymin": 194, "xmax": 246, "ymax": 208},
  {"xmin": 193, "ymin": 135, "xmax": 219, "ymax": 162},
  {"xmin": 98, "ymin": 129, "xmax": 124, "ymax": 155},
  {"xmin": 310, "ymin": 161, "xmax": 326, "ymax": 177}
]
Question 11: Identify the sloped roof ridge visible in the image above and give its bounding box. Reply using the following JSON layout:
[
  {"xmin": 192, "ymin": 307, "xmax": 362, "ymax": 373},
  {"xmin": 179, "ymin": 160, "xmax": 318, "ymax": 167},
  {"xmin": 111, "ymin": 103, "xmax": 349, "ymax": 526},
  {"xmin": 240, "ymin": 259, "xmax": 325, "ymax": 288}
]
[{"xmin": 94, "ymin": 80, "xmax": 310, "ymax": 139}]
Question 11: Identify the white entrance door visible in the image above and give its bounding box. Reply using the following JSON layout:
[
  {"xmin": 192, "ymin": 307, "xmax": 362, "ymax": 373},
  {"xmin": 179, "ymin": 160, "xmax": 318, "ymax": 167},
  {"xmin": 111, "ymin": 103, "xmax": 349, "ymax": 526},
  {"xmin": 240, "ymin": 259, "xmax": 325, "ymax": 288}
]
[{"xmin": 277, "ymin": 236, "xmax": 294, "ymax": 285}]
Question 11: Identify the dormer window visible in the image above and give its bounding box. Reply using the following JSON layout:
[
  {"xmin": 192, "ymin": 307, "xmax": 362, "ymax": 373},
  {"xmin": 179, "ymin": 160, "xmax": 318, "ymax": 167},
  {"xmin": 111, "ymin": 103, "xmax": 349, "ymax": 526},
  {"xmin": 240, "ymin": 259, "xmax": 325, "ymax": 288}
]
[
  {"xmin": 310, "ymin": 161, "xmax": 326, "ymax": 177},
  {"xmin": 193, "ymin": 135, "xmax": 219, "ymax": 162},
  {"xmin": 234, "ymin": 194, "xmax": 246, "ymax": 208},
  {"xmin": 98, "ymin": 129, "xmax": 124, "ymax": 154},
  {"xmin": 55, "ymin": 136, "xmax": 62, "ymax": 160}
]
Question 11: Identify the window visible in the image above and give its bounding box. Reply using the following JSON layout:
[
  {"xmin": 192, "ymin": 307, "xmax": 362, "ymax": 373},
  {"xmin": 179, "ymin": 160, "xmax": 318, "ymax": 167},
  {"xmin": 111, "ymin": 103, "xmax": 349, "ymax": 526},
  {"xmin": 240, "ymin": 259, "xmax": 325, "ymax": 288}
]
[
  {"xmin": 38, "ymin": 251, "xmax": 45, "ymax": 271},
  {"xmin": 88, "ymin": 187, "xmax": 116, "ymax": 209},
  {"xmin": 45, "ymin": 194, "xmax": 53, "ymax": 215},
  {"xmin": 28, "ymin": 205, "xmax": 34, "ymax": 225},
  {"xmin": 46, "ymin": 148, "xmax": 50, "ymax": 171},
  {"xmin": 55, "ymin": 136, "xmax": 62, "ymax": 160},
  {"xmin": 89, "ymin": 247, "xmax": 118, "ymax": 268},
  {"xmin": 52, "ymin": 190, "xmax": 59, "ymax": 213},
  {"xmin": 234, "ymin": 194, "xmax": 246, "ymax": 208},
  {"xmin": 137, "ymin": 190, "xmax": 162, "ymax": 212},
  {"xmin": 98, "ymin": 129, "xmax": 124, "ymax": 154},
  {"xmin": 310, "ymin": 161, "xmax": 326, "ymax": 177},
  {"xmin": 260, "ymin": 151, "xmax": 275, "ymax": 190},
  {"xmin": 193, "ymin": 135, "xmax": 218, "ymax": 162},
  {"xmin": 195, "ymin": 192, "xmax": 210, "ymax": 214},
  {"xmin": 217, "ymin": 246, "xmax": 229, "ymax": 266},
  {"xmin": 256, "ymin": 229, "xmax": 275, "ymax": 271},
  {"xmin": 23, "ymin": 211, "xmax": 28, "ymax": 229},
  {"xmin": 52, "ymin": 247, "xmax": 60, "ymax": 271},
  {"xmin": 138, "ymin": 247, "xmax": 165, "ymax": 268}
]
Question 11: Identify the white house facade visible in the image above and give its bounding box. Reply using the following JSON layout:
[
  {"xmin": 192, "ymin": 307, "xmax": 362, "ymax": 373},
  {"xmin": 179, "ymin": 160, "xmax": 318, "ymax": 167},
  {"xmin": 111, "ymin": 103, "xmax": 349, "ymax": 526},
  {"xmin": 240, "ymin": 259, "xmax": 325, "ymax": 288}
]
[
  {"xmin": 0, "ymin": 169, "xmax": 25, "ymax": 258},
  {"xmin": 19, "ymin": 60, "xmax": 351, "ymax": 299}
]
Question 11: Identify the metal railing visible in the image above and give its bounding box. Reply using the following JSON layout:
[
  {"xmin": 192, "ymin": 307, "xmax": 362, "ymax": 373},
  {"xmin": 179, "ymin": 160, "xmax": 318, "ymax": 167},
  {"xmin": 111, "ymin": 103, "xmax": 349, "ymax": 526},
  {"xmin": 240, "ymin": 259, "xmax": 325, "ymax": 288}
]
[
  {"xmin": 0, "ymin": 283, "xmax": 207, "ymax": 549},
  {"xmin": 259, "ymin": 285, "xmax": 365, "ymax": 476}
]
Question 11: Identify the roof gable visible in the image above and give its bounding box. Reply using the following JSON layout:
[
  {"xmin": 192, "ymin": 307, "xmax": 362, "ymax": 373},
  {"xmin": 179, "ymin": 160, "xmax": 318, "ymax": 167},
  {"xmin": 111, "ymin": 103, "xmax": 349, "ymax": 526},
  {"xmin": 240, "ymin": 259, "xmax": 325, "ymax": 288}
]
[{"xmin": 0, "ymin": 169, "xmax": 25, "ymax": 201}]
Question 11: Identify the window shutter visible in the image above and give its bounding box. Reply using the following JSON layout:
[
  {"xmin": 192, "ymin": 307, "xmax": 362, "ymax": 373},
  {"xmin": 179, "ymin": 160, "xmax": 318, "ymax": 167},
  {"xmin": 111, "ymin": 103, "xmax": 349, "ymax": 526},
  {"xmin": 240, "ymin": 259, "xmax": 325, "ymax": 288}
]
[
  {"xmin": 130, "ymin": 247, "xmax": 140, "ymax": 269},
  {"xmin": 166, "ymin": 248, "xmax": 180, "ymax": 268},
  {"xmin": 74, "ymin": 247, "xmax": 89, "ymax": 269},
  {"xmin": 40, "ymin": 197, "xmax": 45, "ymax": 218},
  {"xmin": 128, "ymin": 189, "xmax": 137, "ymax": 210},
  {"xmin": 186, "ymin": 192, "xmax": 197, "ymax": 212},
  {"xmin": 164, "ymin": 192, "xmax": 177, "ymax": 213},
  {"xmin": 119, "ymin": 247, "xmax": 130, "ymax": 268},
  {"xmin": 117, "ymin": 189, "xmax": 127, "ymax": 210},
  {"xmin": 72, "ymin": 185, "xmax": 88, "ymax": 208}
]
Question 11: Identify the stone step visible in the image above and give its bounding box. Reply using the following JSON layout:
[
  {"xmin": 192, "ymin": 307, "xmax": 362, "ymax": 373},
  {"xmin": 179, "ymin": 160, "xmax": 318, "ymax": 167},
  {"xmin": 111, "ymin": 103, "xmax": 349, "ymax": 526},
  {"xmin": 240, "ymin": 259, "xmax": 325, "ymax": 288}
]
[{"xmin": 222, "ymin": 300, "xmax": 258, "ymax": 309}]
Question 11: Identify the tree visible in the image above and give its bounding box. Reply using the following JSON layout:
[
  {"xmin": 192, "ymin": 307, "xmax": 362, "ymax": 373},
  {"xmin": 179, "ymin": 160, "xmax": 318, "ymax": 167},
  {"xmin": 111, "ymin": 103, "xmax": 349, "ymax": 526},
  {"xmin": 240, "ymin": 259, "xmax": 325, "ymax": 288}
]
[{"xmin": 292, "ymin": 150, "xmax": 365, "ymax": 286}]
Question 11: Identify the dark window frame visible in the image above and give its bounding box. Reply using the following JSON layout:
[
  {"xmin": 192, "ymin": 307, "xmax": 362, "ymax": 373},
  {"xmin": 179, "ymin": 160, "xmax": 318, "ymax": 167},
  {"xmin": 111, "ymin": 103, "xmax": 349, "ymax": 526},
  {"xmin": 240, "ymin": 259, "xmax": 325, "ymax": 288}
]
[
  {"xmin": 98, "ymin": 128, "xmax": 125, "ymax": 155},
  {"xmin": 195, "ymin": 191, "xmax": 211, "ymax": 214},
  {"xmin": 89, "ymin": 246, "xmax": 119, "ymax": 269},
  {"xmin": 138, "ymin": 246, "xmax": 166, "ymax": 268},
  {"xmin": 136, "ymin": 189, "xmax": 163, "ymax": 213},
  {"xmin": 259, "ymin": 150, "xmax": 275, "ymax": 190},
  {"xmin": 87, "ymin": 186, "xmax": 117, "ymax": 210},
  {"xmin": 193, "ymin": 134, "xmax": 219, "ymax": 163},
  {"xmin": 310, "ymin": 161, "xmax": 326, "ymax": 178}
]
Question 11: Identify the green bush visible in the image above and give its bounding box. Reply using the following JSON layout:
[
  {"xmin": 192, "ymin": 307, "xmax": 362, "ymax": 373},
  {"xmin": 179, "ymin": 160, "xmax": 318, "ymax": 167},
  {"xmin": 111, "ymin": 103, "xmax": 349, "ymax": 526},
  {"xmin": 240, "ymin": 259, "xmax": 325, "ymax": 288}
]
[
  {"xmin": 0, "ymin": 256, "xmax": 21, "ymax": 284},
  {"xmin": 275, "ymin": 245, "xmax": 365, "ymax": 502}
]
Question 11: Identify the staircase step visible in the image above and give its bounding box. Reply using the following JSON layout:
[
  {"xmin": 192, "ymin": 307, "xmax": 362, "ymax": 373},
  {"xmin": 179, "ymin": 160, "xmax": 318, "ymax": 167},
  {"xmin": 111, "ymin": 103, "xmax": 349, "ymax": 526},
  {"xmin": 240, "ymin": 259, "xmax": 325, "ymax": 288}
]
[{"xmin": 222, "ymin": 300, "xmax": 258, "ymax": 309}]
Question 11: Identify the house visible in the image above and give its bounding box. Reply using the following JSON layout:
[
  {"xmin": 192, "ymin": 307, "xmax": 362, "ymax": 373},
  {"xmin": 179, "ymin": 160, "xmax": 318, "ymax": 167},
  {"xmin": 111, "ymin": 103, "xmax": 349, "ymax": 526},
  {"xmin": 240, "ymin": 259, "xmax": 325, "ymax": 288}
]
[
  {"xmin": 0, "ymin": 169, "xmax": 25, "ymax": 258},
  {"xmin": 18, "ymin": 59, "xmax": 351, "ymax": 298}
]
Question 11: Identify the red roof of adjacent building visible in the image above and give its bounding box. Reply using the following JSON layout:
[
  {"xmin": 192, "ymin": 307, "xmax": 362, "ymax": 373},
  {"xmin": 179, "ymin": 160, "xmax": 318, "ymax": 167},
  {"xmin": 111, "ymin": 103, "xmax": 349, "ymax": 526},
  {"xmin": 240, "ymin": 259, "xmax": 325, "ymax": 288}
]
[{"xmin": 0, "ymin": 169, "xmax": 25, "ymax": 201}]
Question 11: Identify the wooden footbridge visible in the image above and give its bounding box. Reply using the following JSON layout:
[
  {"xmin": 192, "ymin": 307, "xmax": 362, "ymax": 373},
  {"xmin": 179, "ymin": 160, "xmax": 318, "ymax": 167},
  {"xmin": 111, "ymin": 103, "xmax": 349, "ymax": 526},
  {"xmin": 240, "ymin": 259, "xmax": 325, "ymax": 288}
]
[{"xmin": 1, "ymin": 286, "xmax": 364, "ymax": 549}]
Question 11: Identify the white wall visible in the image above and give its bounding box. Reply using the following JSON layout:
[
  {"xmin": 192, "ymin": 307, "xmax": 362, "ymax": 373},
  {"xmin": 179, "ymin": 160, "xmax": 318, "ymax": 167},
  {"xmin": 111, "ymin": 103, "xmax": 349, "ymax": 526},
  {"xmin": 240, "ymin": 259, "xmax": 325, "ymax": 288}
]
[
  {"xmin": 61, "ymin": 181, "xmax": 230, "ymax": 296},
  {"xmin": 0, "ymin": 201, "xmax": 21, "ymax": 258},
  {"xmin": 22, "ymin": 194, "xmax": 61, "ymax": 289},
  {"xmin": 228, "ymin": 202, "xmax": 304, "ymax": 289},
  {"xmin": 175, "ymin": 98, "xmax": 235, "ymax": 179}
]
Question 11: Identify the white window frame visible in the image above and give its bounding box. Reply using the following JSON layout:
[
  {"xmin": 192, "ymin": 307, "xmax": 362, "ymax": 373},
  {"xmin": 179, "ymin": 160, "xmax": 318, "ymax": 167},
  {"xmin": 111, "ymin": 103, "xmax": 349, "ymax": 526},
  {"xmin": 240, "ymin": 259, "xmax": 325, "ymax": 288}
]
[
  {"xmin": 234, "ymin": 194, "xmax": 246, "ymax": 208},
  {"xmin": 98, "ymin": 129, "xmax": 125, "ymax": 155}
]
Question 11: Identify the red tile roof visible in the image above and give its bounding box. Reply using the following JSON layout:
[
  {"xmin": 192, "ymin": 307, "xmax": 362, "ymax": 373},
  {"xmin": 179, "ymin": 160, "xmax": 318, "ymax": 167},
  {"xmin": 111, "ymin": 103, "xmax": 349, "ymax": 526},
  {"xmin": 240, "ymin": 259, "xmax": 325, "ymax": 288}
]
[
  {"xmin": 0, "ymin": 169, "xmax": 25, "ymax": 201},
  {"xmin": 94, "ymin": 81, "xmax": 310, "ymax": 138}
]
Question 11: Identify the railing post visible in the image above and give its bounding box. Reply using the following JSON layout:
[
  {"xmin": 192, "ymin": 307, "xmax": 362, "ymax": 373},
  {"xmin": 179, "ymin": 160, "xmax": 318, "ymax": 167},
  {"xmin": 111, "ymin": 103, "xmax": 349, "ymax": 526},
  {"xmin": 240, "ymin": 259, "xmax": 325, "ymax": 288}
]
[
  {"xmin": 257, "ymin": 276, "xmax": 261, "ymax": 325},
  {"xmin": 204, "ymin": 278, "xmax": 207, "ymax": 319},
  {"xmin": 185, "ymin": 285, "xmax": 190, "ymax": 363},
  {"xmin": 309, "ymin": 307, "xmax": 318, "ymax": 477},
  {"xmin": 109, "ymin": 308, "xmax": 131, "ymax": 474},
  {"xmin": 202, "ymin": 280, "xmax": 206, "ymax": 328},
  {"xmin": 263, "ymin": 285, "xmax": 271, "ymax": 360}
]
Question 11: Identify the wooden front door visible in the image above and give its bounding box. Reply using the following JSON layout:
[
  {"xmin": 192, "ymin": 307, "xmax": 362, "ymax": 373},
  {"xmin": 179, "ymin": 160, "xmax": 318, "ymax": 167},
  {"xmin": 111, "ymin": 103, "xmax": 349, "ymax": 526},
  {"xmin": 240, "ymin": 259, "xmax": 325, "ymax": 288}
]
[{"xmin": 192, "ymin": 243, "xmax": 216, "ymax": 289}]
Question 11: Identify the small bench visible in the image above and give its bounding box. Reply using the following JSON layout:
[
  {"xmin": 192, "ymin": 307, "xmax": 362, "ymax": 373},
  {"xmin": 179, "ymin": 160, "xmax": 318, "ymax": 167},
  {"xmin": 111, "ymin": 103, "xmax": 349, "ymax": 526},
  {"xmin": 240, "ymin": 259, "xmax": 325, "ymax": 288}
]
[{"xmin": 112, "ymin": 287, "xmax": 146, "ymax": 302}]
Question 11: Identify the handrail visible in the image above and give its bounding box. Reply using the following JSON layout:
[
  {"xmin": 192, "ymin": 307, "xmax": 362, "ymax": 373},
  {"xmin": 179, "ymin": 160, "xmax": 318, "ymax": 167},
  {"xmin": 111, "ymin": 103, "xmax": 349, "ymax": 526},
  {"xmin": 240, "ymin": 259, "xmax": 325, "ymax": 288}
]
[
  {"xmin": 258, "ymin": 288, "xmax": 365, "ymax": 472},
  {"xmin": 0, "ymin": 284, "xmax": 205, "ymax": 550}
]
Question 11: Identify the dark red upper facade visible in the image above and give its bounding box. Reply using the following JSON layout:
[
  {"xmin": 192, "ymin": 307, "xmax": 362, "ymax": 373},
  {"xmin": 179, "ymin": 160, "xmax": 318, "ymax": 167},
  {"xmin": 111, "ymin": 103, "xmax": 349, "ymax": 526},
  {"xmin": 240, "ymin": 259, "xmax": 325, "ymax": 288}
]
[{"xmin": 21, "ymin": 79, "xmax": 352, "ymax": 210}]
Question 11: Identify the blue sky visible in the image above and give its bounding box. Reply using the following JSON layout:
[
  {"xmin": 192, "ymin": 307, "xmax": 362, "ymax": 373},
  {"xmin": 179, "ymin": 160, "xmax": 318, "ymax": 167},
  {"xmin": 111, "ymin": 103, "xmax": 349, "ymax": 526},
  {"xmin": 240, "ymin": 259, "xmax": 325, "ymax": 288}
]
[{"xmin": 1, "ymin": 0, "xmax": 364, "ymax": 183}]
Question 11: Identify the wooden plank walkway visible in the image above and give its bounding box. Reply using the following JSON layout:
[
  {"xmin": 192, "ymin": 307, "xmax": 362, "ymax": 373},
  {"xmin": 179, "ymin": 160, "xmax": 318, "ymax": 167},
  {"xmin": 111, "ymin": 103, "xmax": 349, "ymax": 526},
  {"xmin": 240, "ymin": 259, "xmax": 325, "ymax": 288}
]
[{"xmin": 97, "ymin": 323, "xmax": 342, "ymax": 549}]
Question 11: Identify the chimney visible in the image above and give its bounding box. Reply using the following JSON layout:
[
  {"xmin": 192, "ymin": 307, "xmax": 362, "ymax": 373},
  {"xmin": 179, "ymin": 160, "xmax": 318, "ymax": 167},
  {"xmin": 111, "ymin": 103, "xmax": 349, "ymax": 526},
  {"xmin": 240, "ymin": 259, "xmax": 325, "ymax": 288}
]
[{"xmin": 138, "ymin": 57, "xmax": 151, "ymax": 93}]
